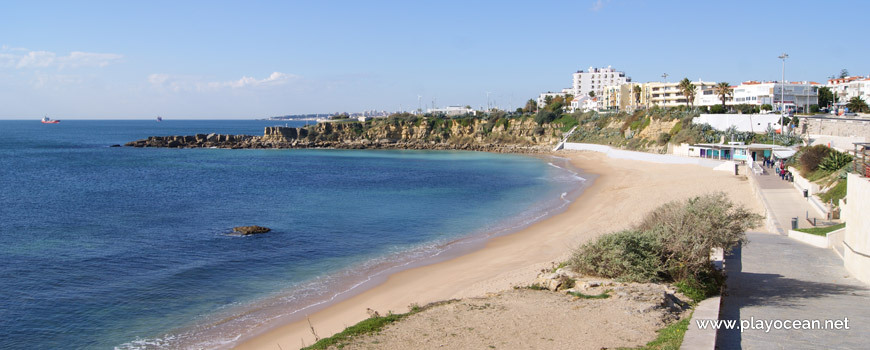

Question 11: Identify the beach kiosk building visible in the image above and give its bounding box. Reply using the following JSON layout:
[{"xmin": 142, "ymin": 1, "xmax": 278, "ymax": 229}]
[{"xmin": 678, "ymin": 142, "xmax": 796, "ymax": 162}]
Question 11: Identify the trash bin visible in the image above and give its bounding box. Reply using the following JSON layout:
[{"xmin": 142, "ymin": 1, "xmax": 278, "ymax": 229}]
[
  {"xmin": 803, "ymin": 189, "xmax": 808, "ymax": 198},
  {"xmin": 791, "ymin": 217, "xmax": 799, "ymax": 230}
]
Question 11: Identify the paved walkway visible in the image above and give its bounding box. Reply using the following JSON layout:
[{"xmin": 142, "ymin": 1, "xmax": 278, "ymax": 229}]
[
  {"xmin": 753, "ymin": 165, "xmax": 834, "ymax": 233},
  {"xmin": 717, "ymin": 232, "xmax": 870, "ymax": 349}
]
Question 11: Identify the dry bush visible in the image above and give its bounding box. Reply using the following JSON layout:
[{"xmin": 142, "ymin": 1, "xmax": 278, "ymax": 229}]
[
  {"xmin": 570, "ymin": 229, "xmax": 664, "ymax": 282},
  {"xmin": 571, "ymin": 193, "xmax": 762, "ymax": 284},
  {"xmin": 637, "ymin": 192, "xmax": 762, "ymax": 281},
  {"xmin": 798, "ymin": 145, "xmax": 832, "ymax": 174}
]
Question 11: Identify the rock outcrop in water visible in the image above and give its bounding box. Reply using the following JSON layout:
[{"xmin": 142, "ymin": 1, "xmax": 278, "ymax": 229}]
[
  {"xmin": 233, "ymin": 226, "xmax": 271, "ymax": 235},
  {"xmin": 124, "ymin": 117, "xmax": 566, "ymax": 153}
]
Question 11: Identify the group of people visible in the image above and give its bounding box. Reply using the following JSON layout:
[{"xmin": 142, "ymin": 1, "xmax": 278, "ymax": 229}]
[{"xmin": 762, "ymin": 157, "xmax": 793, "ymax": 181}]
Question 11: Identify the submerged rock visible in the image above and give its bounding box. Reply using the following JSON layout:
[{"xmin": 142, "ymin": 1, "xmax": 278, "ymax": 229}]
[{"xmin": 233, "ymin": 225, "xmax": 271, "ymax": 235}]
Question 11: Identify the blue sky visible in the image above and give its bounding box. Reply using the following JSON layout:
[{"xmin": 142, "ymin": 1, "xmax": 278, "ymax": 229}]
[{"xmin": 1, "ymin": 0, "xmax": 867, "ymax": 119}]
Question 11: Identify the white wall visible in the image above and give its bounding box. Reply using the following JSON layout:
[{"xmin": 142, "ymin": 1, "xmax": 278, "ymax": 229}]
[
  {"xmin": 694, "ymin": 114, "xmax": 784, "ymax": 133},
  {"xmin": 563, "ymin": 143, "xmax": 725, "ymax": 168},
  {"xmin": 844, "ymin": 173, "xmax": 870, "ymax": 285}
]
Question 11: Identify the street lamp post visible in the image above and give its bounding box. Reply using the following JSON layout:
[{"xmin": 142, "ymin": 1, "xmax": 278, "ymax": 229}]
[
  {"xmin": 778, "ymin": 53, "xmax": 789, "ymax": 144},
  {"xmin": 661, "ymin": 73, "xmax": 668, "ymax": 107}
]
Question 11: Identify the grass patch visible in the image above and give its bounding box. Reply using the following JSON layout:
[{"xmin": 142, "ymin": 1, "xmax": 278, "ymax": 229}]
[
  {"xmin": 818, "ymin": 179, "xmax": 847, "ymax": 204},
  {"xmin": 620, "ymin": 317, "xmax": 690, "ymax": 350},
  {"xmin": 568, "ymin": 289, "xmax": 612, "ymax": 299},
  {"xmin": 301, "ymin": 301, "xmax": 452, "ymax": 350},
  {"xmin": 517, "ymin": 284, "xmax": 549, "ymax": 291},
  {"xmin": 795, "ymin": 223, "xmax": 846, "ymax": 236}
]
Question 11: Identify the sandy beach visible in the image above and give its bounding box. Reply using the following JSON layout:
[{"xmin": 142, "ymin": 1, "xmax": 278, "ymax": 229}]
[{"xmin": 233, "ymin": 151, "xmax": 763, "ymax": 350}]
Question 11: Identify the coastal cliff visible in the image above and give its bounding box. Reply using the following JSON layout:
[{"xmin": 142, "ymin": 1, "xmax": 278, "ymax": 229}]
[{"xmin": 125, "ymin": 117, "xmax": 566, "ymax": 152}]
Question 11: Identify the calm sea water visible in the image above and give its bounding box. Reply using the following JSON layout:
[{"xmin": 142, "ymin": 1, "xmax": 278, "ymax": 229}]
[{"xmin": 0, "ymin": 120, "xmax": 585, "ymax": 350}]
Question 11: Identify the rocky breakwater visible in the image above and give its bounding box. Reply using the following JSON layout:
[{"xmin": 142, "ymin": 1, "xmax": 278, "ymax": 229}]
[
  {"xmin": 125, "ymin": 133, "xmax": 259, "ymax": 149},
  {"xmin": 125, "ymin": 117, "xmax": 568, "ymax": 153}
]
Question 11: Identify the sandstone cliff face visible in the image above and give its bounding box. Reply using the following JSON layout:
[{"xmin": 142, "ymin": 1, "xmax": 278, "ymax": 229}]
[{"xmin": 126, "ymin": 117, "xmax": 564, "ymax": 153}]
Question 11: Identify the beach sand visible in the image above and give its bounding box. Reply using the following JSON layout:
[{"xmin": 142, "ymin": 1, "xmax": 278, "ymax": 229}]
[{"xmin": 233, "ymin": 151, "xmax": 764, "ymax": 350}]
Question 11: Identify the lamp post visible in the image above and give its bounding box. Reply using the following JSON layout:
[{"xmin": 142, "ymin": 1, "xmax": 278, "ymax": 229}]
[
  {"xmin": 661, "ymin": 73, "xmax": 668, "ymax": 107},
  {"xmin": 778, "ymin": 53, "xmax": 789, "ymax": 144}
]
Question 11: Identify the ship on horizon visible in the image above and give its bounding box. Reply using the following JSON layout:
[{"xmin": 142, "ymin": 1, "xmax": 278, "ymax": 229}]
[
  {"xmin": 41, "ymin": 115, "xmax": 60, "ymax": 124},
  {"xmin": 157, "ymin": 116, "xmax": 163, "ymax": 122}
]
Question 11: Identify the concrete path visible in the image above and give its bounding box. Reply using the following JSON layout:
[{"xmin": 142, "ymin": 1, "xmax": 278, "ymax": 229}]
[
  {"xmin": 753, "ymin": 165, "xmax": 834, "ymax": 233},
  {"xmin": 716, "ymin": 232, "xmax": 870, "ymax": 349}
]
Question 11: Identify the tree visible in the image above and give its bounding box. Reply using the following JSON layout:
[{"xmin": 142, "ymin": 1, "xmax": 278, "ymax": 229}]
[
  {"xmin": 840, "ymin": 69, "xmax": 849, "ymax": 79},
  {"xmin": 818, "ymin": 87, "xmax": 834, "ymax": 108},
  {"xmin": 847, "ymin": 96, "xmax": 869, "ymax": 113},
  {"xmin": 524, "ymin": 99, "xmax": 537, "ymax": 114},
  {"xmin": 633, "ymin": 85, "xmax": 642, "ymax": 105},
  {"xmin": 588, "ymin": 91, "xmax": 596, "ymax": 98},
  {"xmin": 714, "ymin": 82, "xmax": 732, "ymax": 108},
  {"xmin": 544, "ymin": 95, "xmax": 553, "ymax": 105},
  {"xmin": 678, "ymin": 78, "xmax": 696, "ymax": 108},
  {"xmin": 761, "ymin": 104, "xmax": 773, "ymax": 111}
]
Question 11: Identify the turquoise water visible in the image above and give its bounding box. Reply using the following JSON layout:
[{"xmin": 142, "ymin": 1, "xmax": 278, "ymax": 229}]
[{"xmin": 0, "ymin": 120, "xmax": 585, "ymax": 349}]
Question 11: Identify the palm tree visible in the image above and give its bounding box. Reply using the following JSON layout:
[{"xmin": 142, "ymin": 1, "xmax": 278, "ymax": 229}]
[
  {"xmin": 847, "ymin": 96, "xmax": 870, "ymax": 113},
  {"xmin": 714, "ymin": 82, "xmax": 732, "ymax": 108},
  {"xmin": 678, "ymin": 78, "xmax": 696, "ymax": 108},
  {"xmin": 633, "ymin": 85, "xmax": 642, "ymax": 105}
]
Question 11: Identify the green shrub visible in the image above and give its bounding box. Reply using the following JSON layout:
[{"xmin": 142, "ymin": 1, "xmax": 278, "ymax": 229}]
[
  {"xmin": 570, "ymin": 229, "xmax": 665, "ymax": 282},
  {"xmin": 819, "ymin": 151, "xmax": 852, "ymax": 172},
  {"xmin": 709, "ymin": 104, "xmax": 727, "ymax": 114},
  {"xmin": 534, "ymin": 110, "xmax": 558, "ymax": 125},
  {"xmin": 674, "ymin": 270, "xmax": 724, "ymax": 303},
  {"xmin": 657, "ymin": 133, "xmax": 671, "ymax": 145}
]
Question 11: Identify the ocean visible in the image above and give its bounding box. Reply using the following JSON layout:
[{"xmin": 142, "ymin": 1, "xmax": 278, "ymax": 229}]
[{"xmin": 0, "ymin": 120, "xmax": 586, "ymax": 349}]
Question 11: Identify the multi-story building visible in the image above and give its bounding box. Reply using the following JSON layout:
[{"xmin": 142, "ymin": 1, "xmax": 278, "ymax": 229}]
[
  {"xmin": 572, "ymin": 66, "xmax": 631, "ymax": 99},
  {"xmin": 731, "ymin": 81, "xmax": 819, "ymax": 112},
  {"xmin": 602, "ymin": 83, "xmax": 647, "ymax": 111},
  {"xmin": 827, "ymin": 76, "xmax": 870, "ymax": 105},
  {"xmin": 645, "ymin": 80, "xmax": 718, "ymax": 108}
]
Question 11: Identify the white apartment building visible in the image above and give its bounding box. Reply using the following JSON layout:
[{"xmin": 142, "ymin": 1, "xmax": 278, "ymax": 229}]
[
  {"xmin": 827, "ymin": 76, "xmax": 870, "ymax": 105},
  {"xmin": 572, "ymin": 66, "xmax": 631, "ymax": 99},
  {"xmin": 646, "ymin": 80, "xmax": 718, "ymax": 107},
  {"xmin": 731, "ymin": 81, "xmax": 819, "ymax": 112}
]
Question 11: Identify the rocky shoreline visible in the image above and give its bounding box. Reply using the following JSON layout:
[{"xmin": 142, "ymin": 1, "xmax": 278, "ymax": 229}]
[
  {"xmin": 124, "ymin": 133, "xmax": 549, "ymax": 153},
  {"xmin": 125, "ymin": 118, "xmax": 562, "ymax": 153}
]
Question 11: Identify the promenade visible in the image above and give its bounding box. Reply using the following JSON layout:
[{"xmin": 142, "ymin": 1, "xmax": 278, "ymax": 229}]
[
  {"xmin": 753, "ymin": 165, "xmax": 835, "ymax": 233},
  {"xmin": 716, "ymin": 166, "xmax": 869, "ymax": 349}
]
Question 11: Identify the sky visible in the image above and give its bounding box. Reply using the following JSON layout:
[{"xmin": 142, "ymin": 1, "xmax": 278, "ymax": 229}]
[{"xmin": 1, "ymin": 0, "xmax": 867, "ymax": 119}]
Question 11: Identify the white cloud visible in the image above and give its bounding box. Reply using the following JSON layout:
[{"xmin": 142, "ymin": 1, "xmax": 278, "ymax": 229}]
[
  {"xmin": 591, "ymin": 0, "xmax": 611, "ymax": 11},
  {"xmin": 31, "ymin": 71, "xmax": 85, "ymax": 88},
  {"xmin": 149, "ymin": 72, "xmax": 298, "ymax": 92},
  {"xmin": 0, "ymin": 46, "xmax": 123, "ymax": 69}
]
